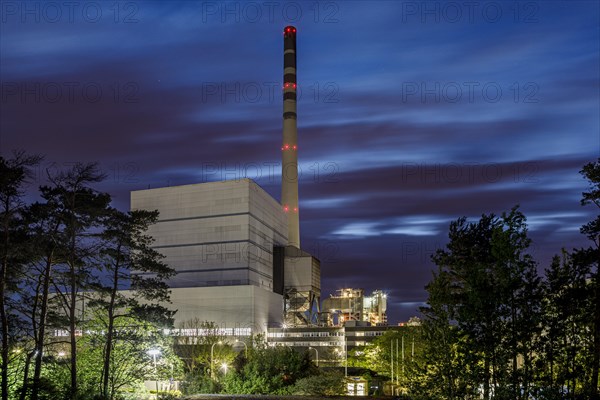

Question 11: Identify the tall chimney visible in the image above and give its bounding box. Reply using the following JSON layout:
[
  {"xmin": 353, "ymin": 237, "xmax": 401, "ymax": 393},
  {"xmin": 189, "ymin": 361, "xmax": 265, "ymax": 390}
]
[{"xmin": 282, "ymin": 25, "xmax": 300, "ymax": 248}]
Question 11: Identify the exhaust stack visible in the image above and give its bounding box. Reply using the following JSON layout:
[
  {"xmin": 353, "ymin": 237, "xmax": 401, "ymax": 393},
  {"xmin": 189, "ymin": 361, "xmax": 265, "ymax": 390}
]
[{"xmin": 281, "ymin": 26, "xmax": 300, "ymax": 248}]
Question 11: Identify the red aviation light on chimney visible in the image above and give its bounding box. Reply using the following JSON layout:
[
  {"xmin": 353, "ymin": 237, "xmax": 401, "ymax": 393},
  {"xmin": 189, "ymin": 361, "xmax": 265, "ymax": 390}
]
[{"xmin": 283, "ymin": 205, "xmax": 289, "ymax": 212}]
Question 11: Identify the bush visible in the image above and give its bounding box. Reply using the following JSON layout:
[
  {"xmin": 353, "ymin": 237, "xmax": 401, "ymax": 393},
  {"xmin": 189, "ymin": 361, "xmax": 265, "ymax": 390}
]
[
  {"xmin": 157, "ymin": 390, "xmax": 182, "ymax": 399},
  {"xmin": 291, "ymin": 370, "xmax": 346, "ymax": 396},
  {"xmin": 180, "ymin": 373, "xmax": 220, "ymax": 394}
]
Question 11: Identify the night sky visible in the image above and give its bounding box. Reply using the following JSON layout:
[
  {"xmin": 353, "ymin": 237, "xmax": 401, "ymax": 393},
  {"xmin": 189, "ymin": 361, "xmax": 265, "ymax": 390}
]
[{"xmin": 1, "ymin": 1, "xmax": 599, "ymax": 323}]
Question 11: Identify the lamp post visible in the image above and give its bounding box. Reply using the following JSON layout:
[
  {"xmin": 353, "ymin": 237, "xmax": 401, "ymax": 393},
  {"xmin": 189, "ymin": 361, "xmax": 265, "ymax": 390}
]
[
  {"xmin": 344, "ymin": 335, "xmax": 348, "ymax": 377},
  {"xmin": 210, "ymin": 341, "xmax": 222, "ymax": 379},
  {"xmin": 390, "ymin": 340, "xmax": 394, "ymax": 386},
  {"xmin": 148, "ymin": 349, "xmax": 160, "ymax": 396},
  {"xmin": 234, "ymin": 340, "xmax": 248, "ymax": 357},
  {"xmin": 308, "ymin": 346, "xmax": 319, "ymax": 367}
]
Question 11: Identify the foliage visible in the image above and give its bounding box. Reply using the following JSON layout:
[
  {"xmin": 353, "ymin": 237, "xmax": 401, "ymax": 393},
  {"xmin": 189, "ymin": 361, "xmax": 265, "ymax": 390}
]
[
  {"xmin": 576, "ymin": 159, "xmax": 600, "ymax": 399},
  {"xmin": 38, "ymin": 162, "xmax": 112, "ymax": 400},
  {"xmin": 180, "ymin": 373, "xmax": 220, "ymax": 395},
  {"xmin": 419, "ymin": 206, "xmax": 543, "ymax": 399},
  {"xmin": 412, "ymin": 272, "xmax": 475, "ymax": 399},
  {"xmin": 0, "ymin": 156, "xmax": 176, "ymax": 400},
  {"xmin": 88, "ymin": 207, "xmax": 176, "ymax": 399},
  {"xmin": 291, "ymin": 369, "xmax": 346, "ymax": 396},
  {"xmin": 173, "ymin": 319, "xmax": 232, "ymax": 377},
  {"xmin": 3, "ymin": 154, "xmax": 599, "ymax": 399},
  {"xmin": 348, "ymin": 326, "xmax": 422, "ymax": 383},
  {"xmin": 221, "ymin": 344, "xmax": 315, "ymax": 395},
  {"xmin": 0, "ymin": 152, "xmax": 42, "ymax": 400},
  {"xmin": 76, "ymin": 313, "xmax": 180, "ymax": 399}
]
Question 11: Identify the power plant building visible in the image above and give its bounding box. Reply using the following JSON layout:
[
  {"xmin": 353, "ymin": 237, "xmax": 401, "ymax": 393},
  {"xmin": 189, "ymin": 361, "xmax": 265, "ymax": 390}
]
[
  {"xmin": 130, "ymin": 26, "xmax": 320, "ymax": 335},
  {"xmin": 131, "ymin": 179, "xmax": 288, "ymax": 334}
]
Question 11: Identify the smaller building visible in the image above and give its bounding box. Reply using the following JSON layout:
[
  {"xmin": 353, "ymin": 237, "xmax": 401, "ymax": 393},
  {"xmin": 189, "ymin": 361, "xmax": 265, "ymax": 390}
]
[
  {"xmin": 266, "ymin": 322, "xmax": 397, "ymax": 366},
  {"xmin": 321, "ymin": 288, "xmax": 387, "ymax": 327}
]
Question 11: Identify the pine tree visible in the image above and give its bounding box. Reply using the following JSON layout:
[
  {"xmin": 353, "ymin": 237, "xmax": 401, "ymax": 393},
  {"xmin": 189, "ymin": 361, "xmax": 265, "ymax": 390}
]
[
  {"xmin": 429, "ymin": 207, "xmax": 541, "ymax": 399},
  {"xmin": 419, "ymin": 269, "xmax": 473, "ymax": 399},
  {"xmin": 542, "ymin": 251, "xmax": 589, "ymax": 399},
  {"xmin": 575, "ymin": 159, "xmax": 600, "ymax": 398},
  {"xmin": 89, "ymin": 208, "xmax": 175, "ymax": 399},
  {"xmin": 43, "ymin": 163, "xmax": 111, "ymax": 399},
  {"xmin": 0, "ymin": 152, "xmax": 41, "ymax": 400}
]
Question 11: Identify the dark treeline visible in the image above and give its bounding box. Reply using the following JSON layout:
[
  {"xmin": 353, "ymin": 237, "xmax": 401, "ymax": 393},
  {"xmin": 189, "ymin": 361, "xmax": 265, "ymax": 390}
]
[
  {"xmin": 1, "ymin": 153, "xmax": 599, "ymax": 400},
  {"xmin": 0, "ymin": 152, "xmax": 176, "ymax": 400},
  {"xmin": 346, "ymin": 160, "xmax": 599, "ymax": 400},
  {"xmin": 405, "ymin": 159, "xmax": 599, "ymax": 400}
]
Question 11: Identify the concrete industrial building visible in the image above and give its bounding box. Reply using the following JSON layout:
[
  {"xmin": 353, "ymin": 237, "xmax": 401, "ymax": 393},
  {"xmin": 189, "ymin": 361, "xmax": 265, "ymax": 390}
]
[
  {"xmin": 130, "ymin": 26, "xmax": 320, "ymax": 335},
  {"xmin": 128, "ymin": 27, "xmax": 398, "ymax": 338},
  {"xmin": 131, "ymin": 179, "xmax": 288, "ymax": 334}
]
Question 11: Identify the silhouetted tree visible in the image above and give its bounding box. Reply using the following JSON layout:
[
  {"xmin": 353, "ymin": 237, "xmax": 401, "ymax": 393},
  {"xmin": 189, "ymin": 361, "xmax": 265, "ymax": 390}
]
[
  {"xmin": 44, "ymin": 163, "xmax": 111, "ymax": 399},
  {"xmin": 89, "ymin": 208, "xmax": 175, "ymax": 399},
  {"xmin": 417, "ymin": 269, "xmax": 474, "ymax": 399},
  {"xmin": 541, "ymin": 251, "xmax": 589, "ymax": 399},
  {"xmin": 19, "ymin": 197, "xmax": 65, "ymax": 400},
  {"xmin": 575, "ymin": 159, "xmax": 600, "ymax": 398},
  {"xmin": 430, "ymin": 207, "xmax": 541, "ymax": 399},
  {"xmin": 0, "ymin": 152, "xmax": 41, "ymax": 400}
]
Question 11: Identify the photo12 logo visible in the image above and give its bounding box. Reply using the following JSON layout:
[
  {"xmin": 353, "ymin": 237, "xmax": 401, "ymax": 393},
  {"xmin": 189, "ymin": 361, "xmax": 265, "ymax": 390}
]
[
  {"xmin": 200, "ymin": 81, "xmax": 339, "ymax": 104},
  {"xmin": 399, "ymin": 162, "xmax": 540, "ymax": 184},
  {"xmin": 0, "ymin": 81, "xmax": 140, "ymax": 104},
  {"xmin": 198, "ymin": 161, "xmax": 340, "ymax": 184},
  {"xmin": 401, "ymin": 81, "xmax": 539, "ymax": 104},
  {"xmin": 399, "ymin": 1, "xmax": 539, "ymax": 24},
  {"xmin": 0, "ymin": 2, "xmax": 140, "ymax": 24},
  {"xmin": 200, "ymin": 1, "xmax": 340, "ymax": 24}
]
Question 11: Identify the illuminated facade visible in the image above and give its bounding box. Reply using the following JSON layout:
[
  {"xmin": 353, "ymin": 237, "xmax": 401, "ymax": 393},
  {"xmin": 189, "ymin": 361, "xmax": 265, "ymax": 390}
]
[
  {"xmin": 131, "ymin": 179, "xmax": 287, "ymax": 333},
  {"xmin": 321, "ymin": 288, "xmax": 388, "ymax": 327}
]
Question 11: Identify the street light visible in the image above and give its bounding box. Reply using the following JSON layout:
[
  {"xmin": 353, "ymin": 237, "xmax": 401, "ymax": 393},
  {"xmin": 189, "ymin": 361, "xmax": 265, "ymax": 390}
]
[
  {"xmin": 210, "ymin": 341, "xmax": 222, "ymax": 379},
  {"xmin": 234, "ymin": 340, "xmax": 248, "ymax": 357},
  {"xmin": 344, "ymin": 334, "xmax": 348, "ymax": 377},
  {"xmin": 308, "ymin": 346, "xmax": 319, "ymax": 367},
  {"xmin": 221, "ymin": 362, "xmax": 229, "ymax": 374},
  {"xmin": 148, "ymin": 349, "xmax": 160, "ymax": 395}
]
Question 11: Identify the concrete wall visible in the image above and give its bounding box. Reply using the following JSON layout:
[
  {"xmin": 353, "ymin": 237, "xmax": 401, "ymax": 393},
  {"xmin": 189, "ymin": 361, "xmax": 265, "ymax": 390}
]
[
  {"xmin": 167, "ymin": 285, "xmax": 283, "ymax": 334},
  {"xmin": 131, "ymin": 179, "xmax": 287, "ymax": 290},
  {"xmin": 130, "ymin": 179, "xmax": 286, "ymax": 334}
]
